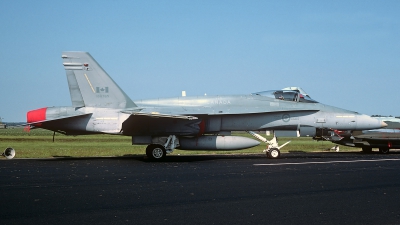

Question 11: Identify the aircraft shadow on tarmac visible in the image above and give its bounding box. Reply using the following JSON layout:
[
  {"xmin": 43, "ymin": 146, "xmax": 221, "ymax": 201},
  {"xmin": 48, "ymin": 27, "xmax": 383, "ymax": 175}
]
[
  {"xmin": 45, "ymin": 154, "xmax": 263, "ymax": 163},
  {"xmin": 40, "ymin": 150, "xmax": 400, "ymax": 163}
]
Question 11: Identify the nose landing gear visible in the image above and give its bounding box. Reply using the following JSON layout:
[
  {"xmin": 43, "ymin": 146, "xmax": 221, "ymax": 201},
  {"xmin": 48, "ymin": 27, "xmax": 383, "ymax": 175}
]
[{"xmin": 247, "ymin": 131, "xmax": 291, "ymax": 159}]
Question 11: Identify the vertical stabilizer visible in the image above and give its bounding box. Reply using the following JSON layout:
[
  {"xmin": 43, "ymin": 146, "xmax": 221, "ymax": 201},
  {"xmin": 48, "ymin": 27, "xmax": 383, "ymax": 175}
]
[{"xmin": 61, "ymin": 52, "xmax": 136, "ymax": 108}]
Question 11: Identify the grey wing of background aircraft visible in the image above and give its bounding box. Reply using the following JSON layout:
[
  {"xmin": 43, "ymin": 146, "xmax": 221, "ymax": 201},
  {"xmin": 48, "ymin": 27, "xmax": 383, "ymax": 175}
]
[
  {"xmin": 327, "ymin": 116, "xmax": 400, "ymax": 154},
  {"xmin": 12, "ymin": 52, "xmax": 386, "ymax": 160}
]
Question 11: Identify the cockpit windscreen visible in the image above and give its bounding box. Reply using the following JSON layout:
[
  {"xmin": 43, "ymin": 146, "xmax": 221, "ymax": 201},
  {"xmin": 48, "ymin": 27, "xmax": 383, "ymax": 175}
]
[{"xmin": 252, "ymin": 90, "xmax": 318, "ymax": 103}]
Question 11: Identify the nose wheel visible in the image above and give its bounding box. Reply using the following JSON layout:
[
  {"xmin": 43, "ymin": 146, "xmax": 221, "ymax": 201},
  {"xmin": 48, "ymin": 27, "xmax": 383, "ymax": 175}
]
[
  {"xmin": 247, "ymin": 131, "xmax": 290, "ymax": 159},
  {"xmin": 267, "ymin": 148, "xmax": 280, "ymax": 159}
]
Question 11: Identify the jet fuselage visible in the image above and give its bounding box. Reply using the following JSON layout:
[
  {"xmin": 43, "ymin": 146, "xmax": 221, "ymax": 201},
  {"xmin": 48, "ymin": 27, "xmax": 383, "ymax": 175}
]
[
  {"xmin": 23, "ymin": 52, "xmax": 387, "ymax": 160},
  {"xmin": 28, "ymin": 94, "xmax": 383, "ymax": 137}
]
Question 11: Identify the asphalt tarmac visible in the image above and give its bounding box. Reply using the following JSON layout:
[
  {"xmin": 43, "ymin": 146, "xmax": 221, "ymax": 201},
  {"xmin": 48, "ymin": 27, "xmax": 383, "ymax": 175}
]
[{"xmin": 1, "ymin": 151, "xmax": 400, "ymax": 225}]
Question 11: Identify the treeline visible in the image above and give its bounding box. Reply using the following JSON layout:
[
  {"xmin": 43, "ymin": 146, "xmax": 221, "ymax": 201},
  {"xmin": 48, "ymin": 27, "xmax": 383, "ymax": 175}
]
[
  {"xmin": 2, "ymin": 122, "xmax": 25, "ymax": 126},
  {"xmin": 371, "ymin": 115, "xmax": 400, "ymax": 118}
]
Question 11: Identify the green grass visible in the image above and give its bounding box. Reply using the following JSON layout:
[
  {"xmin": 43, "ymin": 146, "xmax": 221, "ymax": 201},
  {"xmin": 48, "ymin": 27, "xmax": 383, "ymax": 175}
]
[{"xmin": 0, "ymin": 128, "xmax": 359, "ymax": 158}]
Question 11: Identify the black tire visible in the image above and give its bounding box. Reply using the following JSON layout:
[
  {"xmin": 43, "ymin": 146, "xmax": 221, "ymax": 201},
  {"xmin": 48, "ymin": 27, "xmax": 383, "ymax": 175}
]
[
  {"xmin": 146, "ymin": 144, "xmax": 166, "ymax": 160},
  {"xmin": 379, "ymin": 148, "xmax": 389, "ymax": 154},
  {"xmin": 267, "ymin": 148, "xmax": 280, "ymax": 159},
  {"xmin": 361, "ymin": 147, "xmax": 373, "ymax": 153}
]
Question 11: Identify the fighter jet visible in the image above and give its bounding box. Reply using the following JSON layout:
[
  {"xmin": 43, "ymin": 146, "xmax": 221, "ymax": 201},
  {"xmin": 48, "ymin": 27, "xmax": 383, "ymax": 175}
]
[
  {"xmin": 22, "ymin": 52, "xmax": 387, "ymax": 160},
  {"xmin": 328, "ymin": 116, "xmax": 400, "ymax": 154}
]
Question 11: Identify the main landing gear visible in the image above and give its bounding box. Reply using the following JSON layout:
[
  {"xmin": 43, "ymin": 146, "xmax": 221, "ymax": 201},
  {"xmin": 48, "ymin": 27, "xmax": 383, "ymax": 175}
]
[
  {"xmin": 146, "ymin": 144, "xmax": 166, "ymax": 160},
  {"xmin": 145, "ymin": 135, "xmax": 178, "ymax": 160},
  {"xmin": 361, "ymin": 147, "xmax": 372, "ymax": 153},
  {"xmin": 247, "ymin": 131, "xmax": 291, "ymax": 159},
  {"xmin": 361, "ymin": 147, "xmax": 390, "ymax": 154},
  {"xmin": 379, "ymin": 148, "xmax": 390, "ymax": 154}
]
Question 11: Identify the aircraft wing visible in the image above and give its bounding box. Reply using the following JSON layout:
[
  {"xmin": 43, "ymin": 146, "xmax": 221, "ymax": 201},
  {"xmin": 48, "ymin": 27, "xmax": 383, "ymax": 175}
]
[{"xmin": 121, "ymin": 110, "xmax": 198, "ymax": 120}]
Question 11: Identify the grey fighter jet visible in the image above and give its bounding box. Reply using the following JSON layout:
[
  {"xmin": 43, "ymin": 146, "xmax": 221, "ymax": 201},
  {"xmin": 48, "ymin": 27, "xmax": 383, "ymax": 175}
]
[
  {"xmin": 328, "ymin": 117, "xmax": 400, "ymax": 154},
  {"xmin": 22, "ymin": 52, "xmax": 387, "ymax": 160}
]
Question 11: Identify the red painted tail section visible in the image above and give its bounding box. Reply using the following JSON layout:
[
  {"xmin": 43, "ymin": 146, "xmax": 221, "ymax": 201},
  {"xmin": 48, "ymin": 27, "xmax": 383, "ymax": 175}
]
[{"xmin": 27, "ymin": 107, "xmax": 47, "ymax": 125}]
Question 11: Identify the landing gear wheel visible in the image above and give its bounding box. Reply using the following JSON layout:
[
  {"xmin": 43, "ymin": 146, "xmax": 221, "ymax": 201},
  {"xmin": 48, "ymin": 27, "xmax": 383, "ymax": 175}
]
[
  {"xmin": 379, "ymin": 148, "xmax": 389, "ymax": 154},
  {"xmin": 362, "ymin": 147, "xmax": 372, "ymax": 153},
  {"xmin": 267, "ymin": 148, "xmax": 280, "ymax": 159},
  {"xmin": 146, "ymin": 144, "xmax": 166, "ymax": 160}
]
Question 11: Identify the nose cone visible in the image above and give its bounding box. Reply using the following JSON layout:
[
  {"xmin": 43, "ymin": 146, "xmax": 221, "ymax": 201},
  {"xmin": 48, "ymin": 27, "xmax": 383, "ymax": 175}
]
[{"xmin": 356, "ymin": 114, "xmax": 388, "ymax": 130}]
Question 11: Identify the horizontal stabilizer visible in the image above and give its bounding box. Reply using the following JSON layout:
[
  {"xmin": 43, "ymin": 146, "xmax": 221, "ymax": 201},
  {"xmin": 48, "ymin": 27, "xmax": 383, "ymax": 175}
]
[{"xmin": 28, "ymin": 113, "xmax": 92, "ymax": 126}]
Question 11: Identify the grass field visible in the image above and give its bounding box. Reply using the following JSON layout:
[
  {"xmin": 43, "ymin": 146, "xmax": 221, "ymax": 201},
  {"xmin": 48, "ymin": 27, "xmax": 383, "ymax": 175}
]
[{"xmin": 0, "ymin": 128, "xmax": 360, "ymax": 158}]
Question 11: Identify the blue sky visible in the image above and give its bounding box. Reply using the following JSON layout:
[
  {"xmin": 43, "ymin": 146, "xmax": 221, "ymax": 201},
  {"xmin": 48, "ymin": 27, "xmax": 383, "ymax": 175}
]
[{"xmin": 1, "ymin": 0, "xmax": 399, "ymax": 122}]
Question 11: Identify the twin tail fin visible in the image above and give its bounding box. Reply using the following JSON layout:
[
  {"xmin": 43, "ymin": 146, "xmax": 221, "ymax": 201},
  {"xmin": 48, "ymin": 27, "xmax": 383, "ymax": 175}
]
[{"xmin": 61, "ymin": 52, "xmax": 136, "ymax": 109}]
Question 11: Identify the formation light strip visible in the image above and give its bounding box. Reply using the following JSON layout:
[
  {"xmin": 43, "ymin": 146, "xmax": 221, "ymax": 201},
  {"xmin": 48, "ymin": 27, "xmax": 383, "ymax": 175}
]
[{"xmin": 84, "ymin": 74, "xmax": 95, "ymax": 93}]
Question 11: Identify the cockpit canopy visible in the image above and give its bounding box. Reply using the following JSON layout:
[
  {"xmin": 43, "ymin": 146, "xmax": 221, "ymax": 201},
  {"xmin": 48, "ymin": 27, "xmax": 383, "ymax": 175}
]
[{"xmin": 252, "ymin": 89, "xmax": 318, "ymax": 103}]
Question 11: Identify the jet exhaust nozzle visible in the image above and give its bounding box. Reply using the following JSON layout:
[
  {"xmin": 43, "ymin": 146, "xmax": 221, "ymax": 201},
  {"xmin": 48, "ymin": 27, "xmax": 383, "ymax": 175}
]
[{"xmin": 2, "ymin": 147, "xmax": 15, "ymax": 159}]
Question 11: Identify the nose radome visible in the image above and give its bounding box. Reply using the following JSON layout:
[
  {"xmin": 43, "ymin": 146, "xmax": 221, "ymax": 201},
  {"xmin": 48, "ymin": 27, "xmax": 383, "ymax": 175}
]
[{"xmin": 356, "ymin": 114, "xmax": 388, "ymax": 130}]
